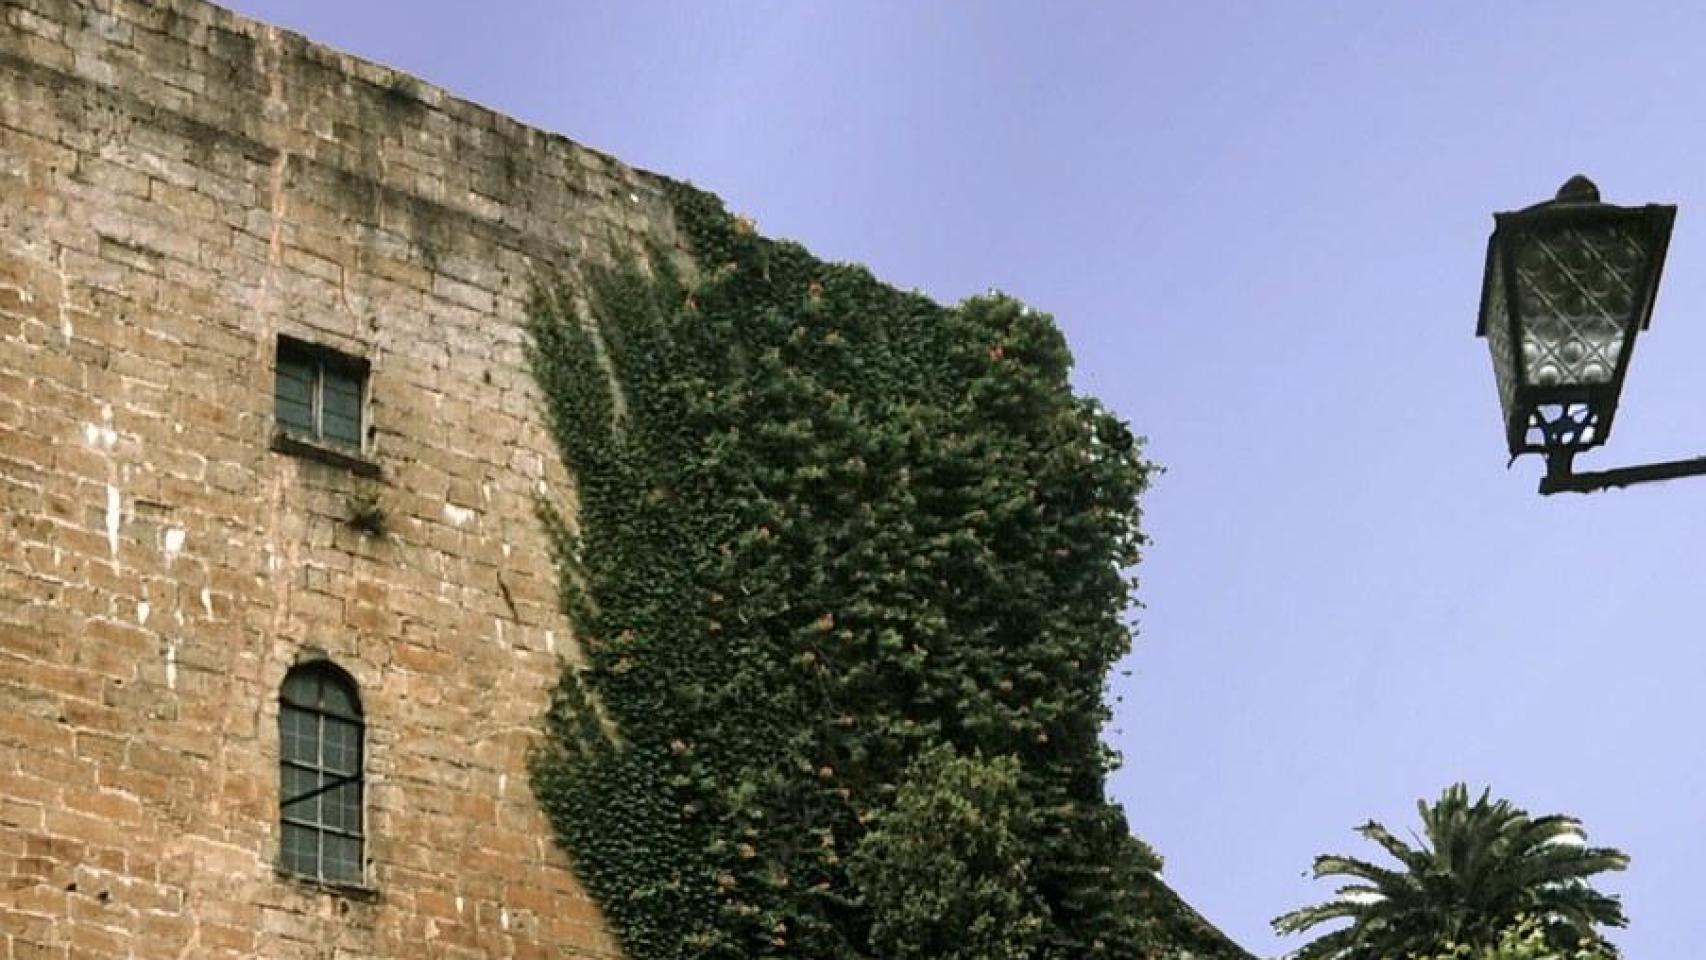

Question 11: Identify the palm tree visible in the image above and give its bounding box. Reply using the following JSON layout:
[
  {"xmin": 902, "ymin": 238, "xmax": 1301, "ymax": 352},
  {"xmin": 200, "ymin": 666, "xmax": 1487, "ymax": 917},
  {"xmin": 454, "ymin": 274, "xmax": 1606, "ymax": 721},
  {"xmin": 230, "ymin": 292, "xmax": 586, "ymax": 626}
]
[{"xmin": 1273, "ymin": 784, "xmax": 1629, "ymax": 960}]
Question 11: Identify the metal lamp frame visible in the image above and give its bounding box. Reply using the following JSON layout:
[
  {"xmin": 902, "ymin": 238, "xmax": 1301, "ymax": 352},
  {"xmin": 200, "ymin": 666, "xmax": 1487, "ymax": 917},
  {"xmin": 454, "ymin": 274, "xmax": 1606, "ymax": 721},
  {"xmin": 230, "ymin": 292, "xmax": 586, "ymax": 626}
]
[{"xmin": 1477, "ymin": 177, "xmax": 1681, "ymax": 494}]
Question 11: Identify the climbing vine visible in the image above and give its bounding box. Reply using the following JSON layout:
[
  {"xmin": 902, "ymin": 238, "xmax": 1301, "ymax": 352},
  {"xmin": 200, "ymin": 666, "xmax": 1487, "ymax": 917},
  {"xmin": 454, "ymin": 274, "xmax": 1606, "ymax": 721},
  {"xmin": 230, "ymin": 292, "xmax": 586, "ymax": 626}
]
[{"xmin": 527, "ymin": 180, "xmax": 1175, "ymax": 959}]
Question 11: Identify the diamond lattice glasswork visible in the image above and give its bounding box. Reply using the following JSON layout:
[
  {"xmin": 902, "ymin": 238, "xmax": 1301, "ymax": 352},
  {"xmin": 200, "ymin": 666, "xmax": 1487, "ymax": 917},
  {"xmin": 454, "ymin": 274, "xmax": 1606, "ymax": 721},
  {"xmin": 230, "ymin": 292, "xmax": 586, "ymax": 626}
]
[
  {"xmin": 1482, "ymin": 246, "xmax": 1518, "ymax": 430},
  {"xmin": 1515, "ymin": 224, "xmax": 1644, "ymax": 387}
]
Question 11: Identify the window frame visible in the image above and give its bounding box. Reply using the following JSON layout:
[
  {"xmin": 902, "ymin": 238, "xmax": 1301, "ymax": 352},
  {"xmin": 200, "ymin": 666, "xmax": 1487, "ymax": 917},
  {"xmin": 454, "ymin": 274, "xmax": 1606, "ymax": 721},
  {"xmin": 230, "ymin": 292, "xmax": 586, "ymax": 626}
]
[
  {"xmin": 278, "ymin": 661, "xmax": 368, "ymax": 889},
  {"xmin": 271, "ymin": 336, "xmax": 379, "ymax": 476}
]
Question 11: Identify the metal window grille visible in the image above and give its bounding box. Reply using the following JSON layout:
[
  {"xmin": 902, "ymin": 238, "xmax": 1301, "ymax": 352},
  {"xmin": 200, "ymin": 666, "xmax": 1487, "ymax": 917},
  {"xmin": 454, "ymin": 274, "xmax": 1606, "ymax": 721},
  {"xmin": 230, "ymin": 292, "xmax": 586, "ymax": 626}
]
[{"xmin": 279, "ymin": 663, "xmax": 364, "ymax": 884}]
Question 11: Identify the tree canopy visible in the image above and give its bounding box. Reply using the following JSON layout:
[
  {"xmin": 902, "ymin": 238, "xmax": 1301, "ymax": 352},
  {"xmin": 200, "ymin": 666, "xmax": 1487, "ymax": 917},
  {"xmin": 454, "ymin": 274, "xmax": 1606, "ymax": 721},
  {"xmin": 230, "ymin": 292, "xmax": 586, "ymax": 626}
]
[{"xmin": 1274, "ymin": 784, "xmax": 1629, "ymax": 960}]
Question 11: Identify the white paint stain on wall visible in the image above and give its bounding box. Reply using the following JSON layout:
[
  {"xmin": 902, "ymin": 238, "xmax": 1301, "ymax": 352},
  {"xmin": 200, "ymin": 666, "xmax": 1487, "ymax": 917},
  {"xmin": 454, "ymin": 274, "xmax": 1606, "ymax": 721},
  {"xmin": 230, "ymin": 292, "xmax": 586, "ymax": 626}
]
[
  {"xmin": 105, "ymin": 484, "xmax": 120, "ymax": 556},
  {"xmin": 55, "ymin": 246, "xmax": 72, "ymax": 340},
  {"xmin": 81, "ymin": 404, "xmax": 116, "ymax": 448},
  {"xmin": 136, "ymin": 600, "xmax": 150, "ymax": 626},
  {"xmin": 443, "ymin": 503, "xmax": 474, "ymax": 527},
  {"xmin": 200, "ymin": 587, "xmax": 213, "ymax": 619},
  {"xmin": 82, "ymin": 422, "xmax": 116, "ymax": 448},
  {"xmin": 165, "ymin": 641, "xmax": 177, "ymax": 690},
  {"xmin": 163, "ymin": 527, "xmax": 185, "ymax": 560}
]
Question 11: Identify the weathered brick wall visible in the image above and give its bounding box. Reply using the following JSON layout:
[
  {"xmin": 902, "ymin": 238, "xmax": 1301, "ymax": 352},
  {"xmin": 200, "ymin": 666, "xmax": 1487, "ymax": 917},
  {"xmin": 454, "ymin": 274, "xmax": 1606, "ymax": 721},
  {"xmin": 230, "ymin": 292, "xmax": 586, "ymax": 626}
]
[{"xmin": 0, "ymin": 0, "xmax": 680, "ymax": 955}]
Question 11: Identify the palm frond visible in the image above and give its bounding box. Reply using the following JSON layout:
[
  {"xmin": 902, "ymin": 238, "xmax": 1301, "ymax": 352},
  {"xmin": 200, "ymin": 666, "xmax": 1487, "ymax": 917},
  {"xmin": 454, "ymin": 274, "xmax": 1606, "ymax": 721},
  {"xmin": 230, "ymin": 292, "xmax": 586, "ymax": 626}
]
[
  {"xmin": 1274, "ymin": 898, "xmax": 1367, "ymax": 936},
  {"xmin": 1313, "ymin": 854, "xmax": 1417, "ymax": 893},
  {"xmin": 1355, "ymin": 820, "xmax": 1430, "ymax": 874}
]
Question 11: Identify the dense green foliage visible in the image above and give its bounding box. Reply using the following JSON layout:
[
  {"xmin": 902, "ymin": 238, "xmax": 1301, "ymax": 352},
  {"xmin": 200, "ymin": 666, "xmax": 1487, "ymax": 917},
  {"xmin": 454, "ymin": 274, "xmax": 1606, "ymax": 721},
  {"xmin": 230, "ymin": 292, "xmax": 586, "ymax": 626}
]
[
  {"xmin": 526, "ymin": 181, "xmax": 1172, "ymax": 959},
  {"xmin": 1274, "ymin": 785, "xmax": 1629, "ymax": 960},
  {"xmin": 1415, "ymin": 917, "xmax": 1616, "ymax": 960},
  {"xmin": 848, "ymin": 746, "xmax": 1046, "ymax": 960}
]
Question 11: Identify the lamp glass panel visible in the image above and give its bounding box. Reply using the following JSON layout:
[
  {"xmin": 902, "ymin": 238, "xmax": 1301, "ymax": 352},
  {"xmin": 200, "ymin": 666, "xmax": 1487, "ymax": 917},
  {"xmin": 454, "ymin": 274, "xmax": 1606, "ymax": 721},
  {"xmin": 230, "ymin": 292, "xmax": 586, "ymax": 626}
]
[
  {"xmin": 1513, "ymin": 223, "xmax": 1646, "ymax": 387},
  {"xmin": 1482, "ymin": 246, "xmax": 1518, "ymax": 424}
]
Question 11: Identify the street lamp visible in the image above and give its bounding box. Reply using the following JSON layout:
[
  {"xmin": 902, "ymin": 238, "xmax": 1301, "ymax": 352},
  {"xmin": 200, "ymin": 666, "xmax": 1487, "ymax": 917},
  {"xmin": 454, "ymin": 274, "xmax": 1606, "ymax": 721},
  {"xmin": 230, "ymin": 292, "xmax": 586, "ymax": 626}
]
[{"xmin": 1477, "ymin": 175, "xmax": 1685, "ymax": 494}]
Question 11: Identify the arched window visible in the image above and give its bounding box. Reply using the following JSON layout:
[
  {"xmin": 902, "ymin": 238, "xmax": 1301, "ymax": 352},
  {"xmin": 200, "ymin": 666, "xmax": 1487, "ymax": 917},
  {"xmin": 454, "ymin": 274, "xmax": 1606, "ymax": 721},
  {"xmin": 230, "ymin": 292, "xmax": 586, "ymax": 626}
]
[{"xmin": 279, "ymin": 662, "xmax": 364, "ymax": 883}]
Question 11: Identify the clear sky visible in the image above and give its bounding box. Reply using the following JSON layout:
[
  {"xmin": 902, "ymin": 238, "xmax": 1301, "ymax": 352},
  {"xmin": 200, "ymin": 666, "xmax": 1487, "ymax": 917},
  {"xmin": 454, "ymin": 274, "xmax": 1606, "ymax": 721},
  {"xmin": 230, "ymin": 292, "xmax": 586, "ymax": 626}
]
[{"xmin": 219, "ymin": 2, "xmax": 1706, "ymax": 955}]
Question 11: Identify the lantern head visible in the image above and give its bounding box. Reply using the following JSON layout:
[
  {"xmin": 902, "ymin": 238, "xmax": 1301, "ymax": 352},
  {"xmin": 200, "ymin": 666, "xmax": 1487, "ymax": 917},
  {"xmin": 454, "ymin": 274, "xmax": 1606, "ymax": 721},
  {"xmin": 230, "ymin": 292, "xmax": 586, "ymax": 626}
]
[{"xmin": 1477, "ymin": 176, "xmax": 1675, "ymax": 464}]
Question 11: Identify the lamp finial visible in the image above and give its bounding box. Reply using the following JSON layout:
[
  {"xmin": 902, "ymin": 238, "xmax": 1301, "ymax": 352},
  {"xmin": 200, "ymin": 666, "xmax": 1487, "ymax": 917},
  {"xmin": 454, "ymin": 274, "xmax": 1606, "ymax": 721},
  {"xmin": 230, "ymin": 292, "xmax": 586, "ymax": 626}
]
[{"xmin": 1556, "ymin": 175, "xmax": 1601, "ymax": 203}]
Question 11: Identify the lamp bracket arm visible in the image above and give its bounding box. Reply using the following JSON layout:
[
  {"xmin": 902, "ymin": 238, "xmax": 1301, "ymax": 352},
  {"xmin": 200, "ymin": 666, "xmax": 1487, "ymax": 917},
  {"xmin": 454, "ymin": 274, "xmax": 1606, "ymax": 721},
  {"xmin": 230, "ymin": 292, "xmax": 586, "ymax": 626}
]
[{"xmin": 1538, "ymin": 453, "xmax": 1706, "ymax": 495}]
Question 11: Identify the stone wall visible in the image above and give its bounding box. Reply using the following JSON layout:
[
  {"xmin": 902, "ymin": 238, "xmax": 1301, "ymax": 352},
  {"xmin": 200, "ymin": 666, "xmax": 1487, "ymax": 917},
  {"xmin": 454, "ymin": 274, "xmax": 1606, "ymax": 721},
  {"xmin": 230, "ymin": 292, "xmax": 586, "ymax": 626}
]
[{"xmin": 0, "ymin": 0, "xmax": 680, "ymax": 956}]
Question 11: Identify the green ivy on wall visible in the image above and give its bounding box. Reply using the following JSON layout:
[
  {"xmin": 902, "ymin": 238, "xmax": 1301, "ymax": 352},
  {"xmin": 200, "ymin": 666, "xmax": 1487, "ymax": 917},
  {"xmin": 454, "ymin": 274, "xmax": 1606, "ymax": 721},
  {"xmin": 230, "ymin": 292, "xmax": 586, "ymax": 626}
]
[{"xmin": 527, "ymin": 180, "xmax": 1178, "ymax": 959}]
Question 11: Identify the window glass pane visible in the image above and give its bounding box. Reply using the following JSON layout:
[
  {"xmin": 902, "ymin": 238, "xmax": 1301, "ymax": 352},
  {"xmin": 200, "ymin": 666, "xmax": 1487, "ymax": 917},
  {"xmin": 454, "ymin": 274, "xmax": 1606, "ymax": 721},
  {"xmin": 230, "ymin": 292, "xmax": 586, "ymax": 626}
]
[
  {"xmin": 319, "ymin": 678, "xmax": 359, "ymax": 719},
  {"xmin": 323, "ymin": 368, "xmax": 362, "ymax": 404},
  {"xmin": 323, "ymin": 834, "xmax": 362, "ymax": 883},
  {"xmin": 281, "ymin": 670, "xmax": 318, "ymax": 708},
  {"xmin": 277, "ymin": 397, "xmax": 315, "ymax": 434},
  {"xmin": 322, "ymin": 413, "xmax": 360, "ymax": 447},
  {"xmin": 326, "ymin": 780, "xmax": 361, "ymax": 833},
  {"xmin": 281, "ymin": 766, "xmax": 322, "ymax": 824},
  {"xmin": 322, "ymin": 719, "xmax": 359, "ymax": 776},
  {"xmin": 276, "ymin": 355, "xmax": 315, "ymax": 393},
  {"xmin": 280, "ymin": 708, "xmax": 318, "ymax": 765},
  {"xmin": 321, "ymin": 369, "xmax": 362, "ymax": 447},
  {"xmin": 281, "ymin": 822, "xmax": 319, "ymax": 876},
  {"xmin": 275, "ymin": 356, "xmax": 316, "ymax": 434}
]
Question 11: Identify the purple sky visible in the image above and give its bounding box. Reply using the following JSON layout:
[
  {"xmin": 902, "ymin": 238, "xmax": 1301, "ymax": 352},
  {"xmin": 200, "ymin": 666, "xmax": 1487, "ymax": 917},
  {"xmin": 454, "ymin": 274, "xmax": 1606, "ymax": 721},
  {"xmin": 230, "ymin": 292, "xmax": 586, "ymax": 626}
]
[{"xmin": 220, "ymin": 3, "xmax": 1706, "ymax": 955}]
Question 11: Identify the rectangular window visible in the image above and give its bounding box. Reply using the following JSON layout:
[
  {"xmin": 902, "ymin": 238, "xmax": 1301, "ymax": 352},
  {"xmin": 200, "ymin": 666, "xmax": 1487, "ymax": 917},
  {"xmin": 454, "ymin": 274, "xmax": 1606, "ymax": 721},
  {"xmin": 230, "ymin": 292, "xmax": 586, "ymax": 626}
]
[{"xmin": 274, "ymin": 337, "xmax": 369, "ymax": 451}]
